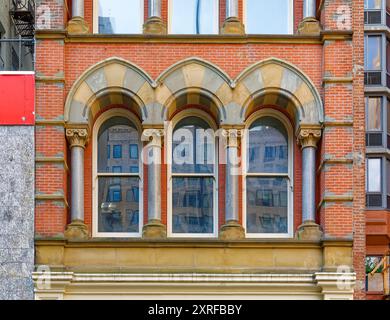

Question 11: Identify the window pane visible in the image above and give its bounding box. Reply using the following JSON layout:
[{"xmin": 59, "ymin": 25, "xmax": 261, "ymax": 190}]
[
  {"xmin": 172, "ymin": 117, "xmax": 214, "ymax": 174},
  {"xmin": 367, "ymin": 97, "xmax": 382, "ymax": 131},
  {"xmin": 367, "ymin": 158, "xmax": 382, "ymax": 192},
  {"xmin": 98, "ymin": 177, "xmax": 140, "ymax": 233},
  {"xmin": 365, "ymin": 0, "xmax": 382, "ymax": 9},
  {"xmin": 172, "ymin": 177, "xmax": 214, "ymax": 234},
  {"xmin": 98, "ymin": 117, "xmax": 139, "ymax": 173},
  {"xmin": 387, "ymin": 99, "xmax": 390, "ymax": 135},
  {"xmin": 246, "ymin": 177, "xmax": 288, "ymax": 234},
  {"xmin": 98, "ymin": 0, "xmax": 142, "ymax": 34},
  {"xmin": 366, "ymin": 36, "xmax": 382, "ymax": 70},
  {"xmin": 170, "ymin": 0, "xmax": 218, "ymax": 34},
  {"xmin": 246, "ymin": 0, "xmax": 291, "ymax": 34},
  {"xmin": 248, "ymin": 117, "xmax": 288, "ymax": 174}
]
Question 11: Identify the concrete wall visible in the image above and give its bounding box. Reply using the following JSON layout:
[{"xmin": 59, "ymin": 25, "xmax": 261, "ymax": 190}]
[{"xmin": 0, "ymin": 126, "xmax": 34, "ymax": 300}]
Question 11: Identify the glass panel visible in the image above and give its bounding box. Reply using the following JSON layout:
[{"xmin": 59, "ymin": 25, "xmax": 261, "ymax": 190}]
[
  {"xmin": 98, "ymin": 117, "xmax": 139, "ymax": 173},
  {"xmin": 172, "ymin": 117, "xmax": 214, "ymax": 174},
  {"xmin": 98, "ymin": 177, "xmax": 140, "ymax": 233},
  {"xmin": 367, "ymin": 97, "xmax": 382, "ymax": 131},
  {"xmin": 365, "ymin": 0, "xmax": 382, "ymax": 9},
  {"xmin": 170, "ymin": 0, "xmax": 218, "ymax": 34},
  {"xmin": 367, "ymin": 158, "xmax": 382, "ymax": 192},
  {"xmin": 248, "ymin": 117, "xmax": 288, "ymax": 174},
  {"xmin": 246, "ymin": 177, "xmax": 288, "ymax": 234},
  {"xmin": 246, "ymin": 0, "xmax": 291, "ymax": 34},
  {"xmin": 387, "ymin": 99, "xmax": 390, "ymax": 135},
  {"xmin": 365, "ymin": 36, "xmax": 382, "ymax": 70},
  {"xmin": 98, "ymin": 0, "xmax": 142, "ymax": 34},
  {"xmin": 172, "ymin": 177, "xmax": 214, "ymax": 234}
]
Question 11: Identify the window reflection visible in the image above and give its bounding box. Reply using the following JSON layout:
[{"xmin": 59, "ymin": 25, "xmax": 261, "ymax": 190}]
[
  {"xmin": 170, "ymin": 0, "xmax": 218, "ymax": 34},
  {"xmin": 97, "ymin": 117, "xmax": 141, "ymax": 234},
  {"xmin": 246, "ymin": 0, "xmax": 292, "ymax": 34},
  {"xmin": 365, "ymin": 36, "xmax": 382, "ymax": 70},
  {"xmin": 98, "ymin": 0, "xmax": 142, "ymax": 34}
]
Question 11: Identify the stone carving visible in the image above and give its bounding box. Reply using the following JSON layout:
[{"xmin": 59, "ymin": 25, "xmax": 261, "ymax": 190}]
[
  {"xmin": 297, "ymin": 128, "xmax": 322, "ymax": 149},
  {"xmin": 66, "ymin": 128, "xmax": 89, "ymax": 148}
]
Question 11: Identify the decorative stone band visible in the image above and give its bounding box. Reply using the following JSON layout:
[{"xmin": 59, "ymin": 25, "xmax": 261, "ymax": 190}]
[
  {"xmin": 221, "ymin": 129, "xmax": 243, "ymax": 148},
  {"xmin": 297, "ymin": 127, "xmax": 322, "ymax": 149},
  {"xmin": 142, "ymin": 129, "xmax": 165, "ymax": 148},
  {"xmin": 65, "ymin": 128, "xmax": 89, "ymax": 149}
]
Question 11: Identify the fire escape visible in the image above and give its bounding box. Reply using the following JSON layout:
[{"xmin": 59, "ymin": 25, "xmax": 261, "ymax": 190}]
[{"xmin": 9, "ymin": 0, "xmax": 35, "ymax": 54}]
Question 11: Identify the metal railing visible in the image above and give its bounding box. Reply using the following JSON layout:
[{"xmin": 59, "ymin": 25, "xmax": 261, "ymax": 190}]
[{"xmin": 0, "ymin": 37, "xmax": 34, "ymax": 71}]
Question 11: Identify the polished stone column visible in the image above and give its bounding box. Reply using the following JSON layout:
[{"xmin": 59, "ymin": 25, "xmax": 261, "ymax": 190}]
[
  {"xmin": 142, "ymin": 129, "xmax": 166, "ymax": 238},
  {"xmin": 65, "ymin": 128, "xmax": 89, "ymax": 240},
  {"xmin": 296, "ymin": 127, "xmax": 323, "ymax": 240},
  {"xmin": 220, "ymin": 129, "xmax": 245, "ymax": 240},
  {"xmin": 298, "ymin": 0, "xmax": 321, "ymax": 35},
  {"xmin": 67, "ymin": 0, "xmax": 89, "ymax": 34},
  {"xmin": 221, "ymin": 0, "xmax": 245, "ymax": 35},
  {"xmin": 144, "ymin": 0, "xmax": 167, "ymax": 35}
]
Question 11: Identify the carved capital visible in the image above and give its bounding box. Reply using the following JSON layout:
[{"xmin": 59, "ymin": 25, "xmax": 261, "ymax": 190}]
[
  {"xmin": 221, "ymin": 17, "xmax": 245, "ymax": 35},
  {"xmin": 297, "ymin": 127, "xmax": 322, "ymax": 149},
  {"xmin": 66, "ymin": 17, "xmax": 89, "ymax": 35},
  {"xmin": 143, "ymin": 16, "xmax": 167, "ymax": 35},
  {"xmin": 221, "ymin": 129, "xmax": 243, "ymax": 148},
  {"xmin": 66, "ymin": 128, "xmax": 89, "ymax": 149},
  {"xmin": 142, "ymin": 129, "xmax": 165, "ymax": 148}
]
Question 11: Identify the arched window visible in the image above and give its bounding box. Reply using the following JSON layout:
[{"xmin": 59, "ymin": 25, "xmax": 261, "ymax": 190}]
[
  {"xmin": 168, "ymin": 113, "xmax": 218, "ymax": 237},
  {"xmin": 93, "ymin": 110, "xmax": 142, "ymax": 237},
  {"xmin": 243, "ymin": 110, "xmax": 293, "ymax": 238}
]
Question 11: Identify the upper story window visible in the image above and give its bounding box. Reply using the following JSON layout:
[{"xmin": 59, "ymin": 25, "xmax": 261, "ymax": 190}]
[
  {"xmin": 365, "ymin": 35, "xmax": 383, "ymax": 85},
  {"xmin": 169, "ymin": 0, "xmax": 219, "ymax": 34},
  {"xmin": 244, "ymin": 0, "xmax": 293, "ymax": 35},
  {"xmin": 93, "ymin": 113, "xmax": 142, "ymax": 237},
  {"xmin": 364, "ymin": 0, "xmax": 383, "ymax": 24},
  {"xmin": 168, "ymin": 114, "xmax": 217, "ymax": 237},
  {"xmin": 96, "ymin": 0, "xmax": 143, "ymax": 34},
  {"xmin": 244, "ymin": 110, "xmax": 293, "ymax": 238},
  {"xmin": 366, "ymin": 97, "xmax": 383, "ymax": 147}
]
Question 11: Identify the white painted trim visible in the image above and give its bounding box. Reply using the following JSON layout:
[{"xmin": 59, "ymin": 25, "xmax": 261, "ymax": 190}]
[
  {"xmin": 92, "ymin": 108, "xmax": 144, "ymax": 238},
  {"xmin": 166, "ymin": 109, "xmax": 219, "ymax": 238},
  {"xmin": 243, "ymin": 0, "xmax": 294, "ymax": 35},
  {"xmin": 93, "ymin": 0, "xmax": 144, "ymax": 34},
  {"xmin": 242, "ymin": 108, "xmax": 294, "ymax": 239},
  {"xmin": 0, "ymin": 71, "xmax": 35, "ymax": 75},
  {"xmin": 168, "ymin": 0, "xmax": 220, "ymax": 35}
]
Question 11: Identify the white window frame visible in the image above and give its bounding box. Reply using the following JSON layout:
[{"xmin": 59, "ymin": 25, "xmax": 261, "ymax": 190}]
[
  {"xmin": 168, "ymin": 0, "xmax": 219, "ymax": 35},
  {"xmin": 166, "ymin": 109, "xmax": 219, "ymax": 238},
  {"xmin": 93, "ymin": 0, "xmax": 144, "ymax": 34},
  {"xmin": 242, "ymin": 108, "xmax": 294, "ymax": 239},
  {"xmin": 92, "ymin": 108, "xmax": 143, "ymax": 238},
  {"xmin": 243, "ymin": 0, "xmax": 294, "ymax": 35}
]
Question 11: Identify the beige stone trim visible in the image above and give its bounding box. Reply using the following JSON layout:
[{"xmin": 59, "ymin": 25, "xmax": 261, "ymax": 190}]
[
  {"xmin": 317, "ymin": 196, "xmax": 354, "ymax": 210},
  {"xmin": 35, "ymin": 194, "xmax": 69, "ymax": 207},
  {"xmin": 35, "ymin": 120, "xmax": 65, "ymax": 126},
  {"xmin": 317, "ymin": 159, "xmax": 353, "ymax": 175},
  {"xmin": 66, "ymin": 128, "xmax": 89, "ymax": 149},
  {"xmin": 297, "ymin": 126, "xmax": 322, "ymax": 149},
  {"xmin": 35, "ymin": 157, "xmax": 69, "ymax": 172},
  {"xmin": 35, "ymin": 76, "xmax": 66, "ymax": 83},
  {"xmin": 221, "ymin": 128, "xmax": 243, "ymax": 148},
  {"xmin": 323, "ymin": 77, "xmax": 353, "ymax": 84}
]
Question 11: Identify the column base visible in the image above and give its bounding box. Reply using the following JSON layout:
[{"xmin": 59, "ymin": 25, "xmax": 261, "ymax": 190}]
[
  {"xmin": 219, "ymin": 221, "xmax": 245, "ymax": 240},
  {"xmin": 297, "ymin": 18, "xmax": 321, "ymax": 35},
  {"xmin": 67, "ymin": 17, "xmax": 89, "ymax": 35},
  {"xmin": 296, "ymin": 221, "xmax": 323, "ymax": 241},
  {"xmin": 221, "ymin": 17, "xmax": 245, "ymax": 35},
  {"xmin": 142, "ymin": 220, "xmax": 167, "ymax": 239},
  {"xmin": 143, "ymin": 17, "xmax": 167, "ymax": 35},
  {"xmin": 64, "ymin": 220, "xmax": 89, "ymax": 240}
]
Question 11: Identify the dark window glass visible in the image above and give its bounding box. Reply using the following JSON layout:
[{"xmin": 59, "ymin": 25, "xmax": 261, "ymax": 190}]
[
  {"xmin": 98, "ymin": 177, "xmax": 140, "ymax": 233},
  {"xmin": 172, "ymin": 177, "xmax": 214, "ymax": 234},
  {"xmin": 248, "ymin": 117, "xmax": 288, "ymax": 174},
  {"xmin": 129, "ymin": 144, "xmax": 138, "ymax": 159},
  {"xmin": 113, "ymin": 145, "xmax": 122, "ymax": 159},
  {"xmin": 246, "ymin": 177, "xmax": 288, "ymax": 234}
]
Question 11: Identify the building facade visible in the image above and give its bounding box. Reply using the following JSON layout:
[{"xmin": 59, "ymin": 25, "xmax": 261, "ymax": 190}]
[
  {"xmin": 0, "ymin": 0, "xmax": 35, "ymax": 300},
  {"xmin": 363, "ymin": 0, "xmax": 390, "ymax": 300},
  {"xmin": 33, "ymin": 0, "xmax": 366, "ymax": 300}
]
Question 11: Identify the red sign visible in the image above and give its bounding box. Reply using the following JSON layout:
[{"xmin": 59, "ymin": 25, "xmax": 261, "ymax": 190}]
[{"xmin": 0, "ymin": 72, "xmax": 35, "ymax": 125}]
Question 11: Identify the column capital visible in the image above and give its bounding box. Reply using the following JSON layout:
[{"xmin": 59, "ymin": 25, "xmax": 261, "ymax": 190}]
[
  {"xmin": 297, "ymin": 127, "xmax": 322, "ymax": 149},
  {"xmin": 66, "ymin": 128, "xmax": 89, "ymax": 149},
  {"xmin": 221, "ymin": 128, "xmax": 243, "ymax": 148},
  {"xmin": 142, "ymin": 128, "xmax": 165, "ymax": 148}
]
